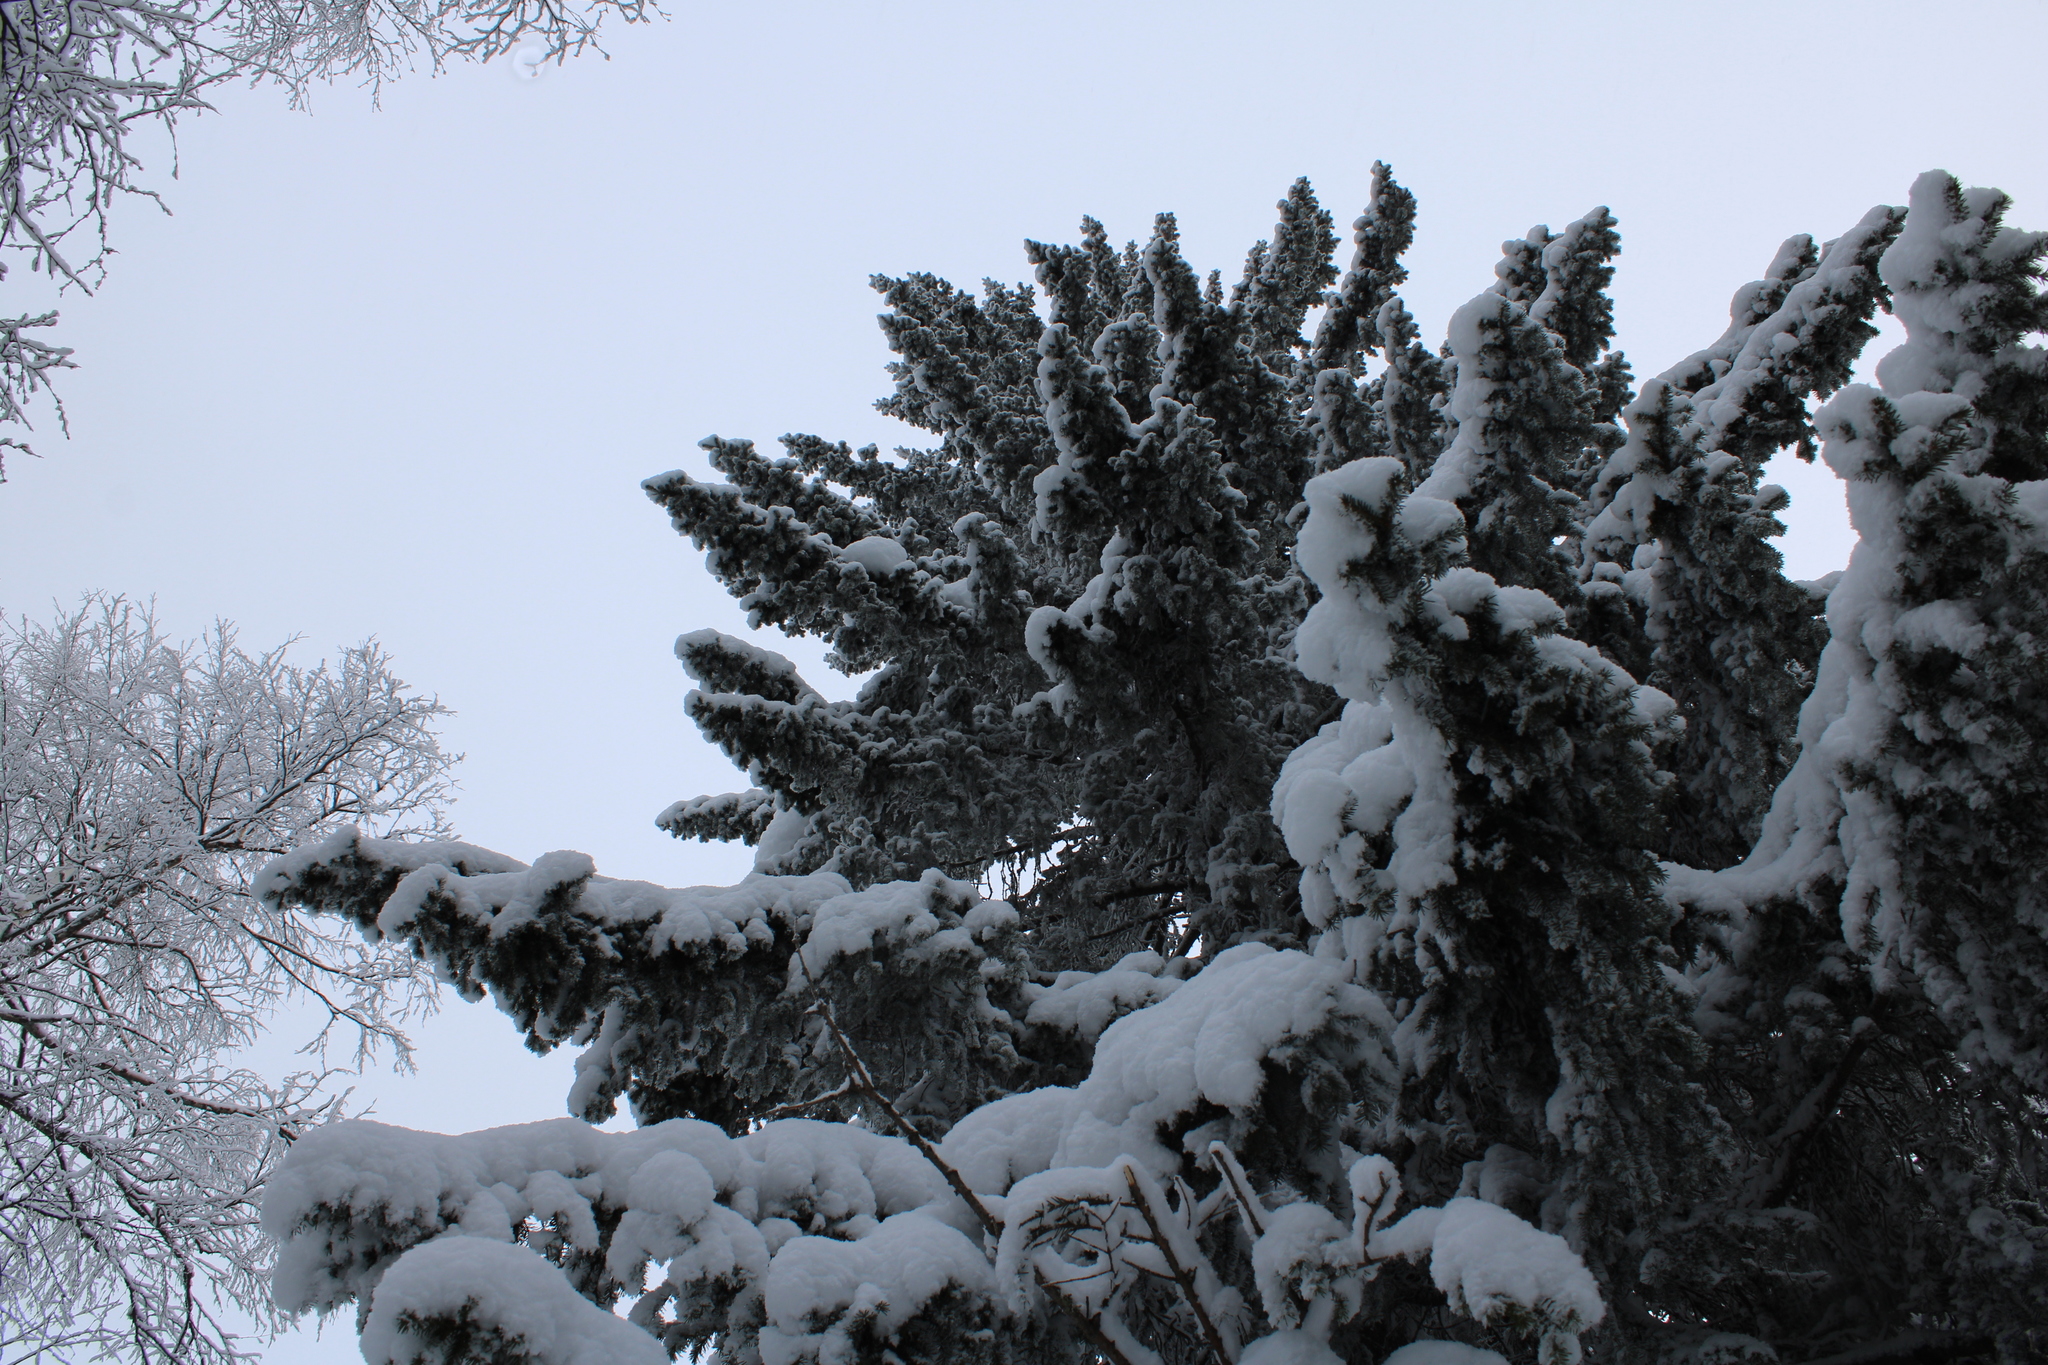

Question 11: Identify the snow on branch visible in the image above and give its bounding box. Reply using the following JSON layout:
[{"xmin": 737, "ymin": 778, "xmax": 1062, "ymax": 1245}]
[{"xmin": 265, "ymin": 932, "xmax": 1597, "ymax": 1365}]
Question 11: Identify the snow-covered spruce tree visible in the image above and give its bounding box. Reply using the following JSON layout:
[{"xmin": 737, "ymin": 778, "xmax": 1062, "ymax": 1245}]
[
  {"xmin": 627, "ymin": 184, "xmax": 1346, "ymax": 1130},
  {"xmin": 1663, "ymin": 171, "xmax": 2048, "ymax": 1358},
  {"xmin": 1273, "ymin": 449, "xmax": 1713, "ymax": 1363},
  {"xmin": 259, "ymin": 171, "xmax": 2046, "ymax": 1365}
]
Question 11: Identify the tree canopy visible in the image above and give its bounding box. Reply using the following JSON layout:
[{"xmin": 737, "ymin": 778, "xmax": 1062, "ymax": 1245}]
[{"xmin": 262, "ymin": 167, "xmax": 2048, "ymax": 1365}]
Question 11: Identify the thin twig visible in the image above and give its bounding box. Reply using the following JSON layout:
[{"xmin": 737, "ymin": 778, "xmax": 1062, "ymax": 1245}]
[
  {"xmin": 807, "ymin": 1001, "xmax": 1000, "ymax": 1237},
  {"xmin": 759, "ymin": 1079, "xmax": 857, "ymax": 1121},
  {"xmin": 806, "ymin": 998, "xmax": 1142, "ymax": 1365},
  {"xmin": 1123, "ymin": 1164, "xmax": 1235, "ymax": 1365},
  {"xmin": 1206, "ymin": 1142, "xmax": 1265, "ymax": 1237}
]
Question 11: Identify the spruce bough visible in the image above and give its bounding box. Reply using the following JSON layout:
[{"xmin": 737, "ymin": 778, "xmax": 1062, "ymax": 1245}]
[{"xmin": 261, "ymin": 168, "xmax": 2047, "ymax": 1365}]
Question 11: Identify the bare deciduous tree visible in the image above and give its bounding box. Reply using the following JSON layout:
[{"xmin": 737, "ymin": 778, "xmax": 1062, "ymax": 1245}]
[{"xmin": 0, "ymin": 595, "xmax": 455, "ymax": 1363}]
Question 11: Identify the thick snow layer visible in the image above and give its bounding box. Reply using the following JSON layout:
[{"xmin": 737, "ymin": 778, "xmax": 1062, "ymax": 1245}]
[
  {"xmin": 753, "ymin": 806, "xmax": 811, "ymax": 872},
  {"xmin": 606, "ymin": 1149, "xmax": 767, "ymax": 1290},
  {"xmin": 257, "ymin": 826, "xmax": 853, "ymax": 962},
  {"xmin": 1023, "ymin": 951, "xmax": 1181, "ymax": 1041},
  {"xmin": 935, "ymin": 1086, "xmax": 1085, "ymax": 1196},
  {"xmin": 1270, "ymin": 691, "xmax": 1458, "ymax": 925},
  {"xmin": 943, "ymin": 945, "xmax": 1390, "ymax": 1190},
  {"xmin": 1416, "ymin": 1198, "xmax": 1603, "ymax": 1332},
  {"xmin": 1292, "ymin": 446, "xmax": 1616, "ymax": 927},
  {"xmin": 1693, "ymin": 206, "xmax": 1901, "ymax": 449},
  {"xmin": 1251, "ymin": 1200, "xmax": 1351, "ymax": 1328},
  {"xmin": 1295, "ymin": 457, "xmax": 1404, "ymax": 586},
  {"xmin": 359, "ymin": 1236, "xmax": 668, "ymax": 1365},
  {"xmin": 252, "ymin": 826, "xmax": 526, "ymax": 906},
  {"xmin": 1293, "ymin": 458, "xmax": 1431, "ymax": 701},
  {"xmin": 759, "ymin": 1212, "xmax": 994, "ymax": 1365},
  {"xmin": 1875, "ymin": 170, "xmax": 2043, "ymax": 400},
  {"xmin": 267, "ymin": 885, "xmax": 1586, "ymax": 1365},
  {"xmin": 1054, "ymin": 944, "xmax": 1392, "ymax": 1172},
  {"xmin": 266, "ymin": 1116, "xmax": 954, "ymax": 1317}
]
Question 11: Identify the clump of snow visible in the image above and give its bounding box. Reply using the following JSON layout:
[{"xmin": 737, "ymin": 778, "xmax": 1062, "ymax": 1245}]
[
  {"xmin": 1293, "ymin": 457, "xmax": 1435, "ymax": 702},
  {"xmin": 674, "ymin": 629, "xmax": 820, "ymax": 699},
  {"xmin": 759, "ymin": 1212, "xmax": 994, "ymax": 1365},
  {"xmin": 752, "ymin": 806, "xmax": 811, "ymax": 872},
  {"xmin": 1295, "ymin": 457, "xmax": 1406, "ymax": 586},
  {"xmin": 787, "ymin": 868, "xmax": 988, "ymax": 989},
  {"xmin": 934, "ymin": 1087, "xmax": 1085, "ymax": 1197},
  {"xmin": 1413, "ymin": 294, "xmax": 1515, "ymax": 509},
  {"xmin": 991, "ymin": 1154, "xmax": 1243, "ymax": 1350},
  {"xmin": 259, "ymin": 828, "xmax": 856, "ymax": 969},
  {"xmin": 360, "ymin": 1236, "xmax": 669, "ymax": 1365},
  {"xmin": 836, "ymin": 535, "xmax": 910, "ymax": 577},
  {"xmin": 943, "ymin": 945, "xmax": 1391, "ymax": 1195},
  {"xmin": 1238, "ymin": 1153, "xmax": 1601, "ymax": 1362},
  {"xmin": 1418, "ymin": 1198, "xmax": 1604, "ymax": 1342},
  {"xmin": 1241, "ymin": 1328, "xmax": 1349, "ymax": 1365},
  {"xmin": 606, "ymin": 1149, "xmax": 765, "ymax": 1292},
  {"xmin": 1023, "ymin": 950, "xmax": 1180, "ymax": 1042},
  {"xmin": 1423, "ymin": 569, "xmax": 1562, "ymax": 641},
  {"xmin": 1251, "ymin": 1200, "xmax": 1353, "ymax": 1328},
  {"xmin": 265, "ymin": 1116, "xmax": 956, "ymax": 1322},
  {"xmin": 252, "ymin": 826, "xmax": 525, "ymax": 909},
  {"xmin": 1270, "ymin": 690, "xmax": 1459, "ymax": 927},
  {"xmin": 1051, "ymin": 943, "xmax": 1394, "ymax": 1173}
]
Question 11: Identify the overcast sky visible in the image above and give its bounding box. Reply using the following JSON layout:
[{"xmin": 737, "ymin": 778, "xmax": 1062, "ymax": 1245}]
[{"xmin": 2, "ymin": 1, "xmax": 2044, "ymax": 1357}]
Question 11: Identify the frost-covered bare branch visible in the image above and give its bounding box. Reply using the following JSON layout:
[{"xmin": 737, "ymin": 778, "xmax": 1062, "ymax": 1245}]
[
  {"xmin": 0, "ymin": 595, "xmax": 454, "ymax": 1364},
  {"xmin": 0, "ymin": 0, "xmax": 652, "ymax": 476}
]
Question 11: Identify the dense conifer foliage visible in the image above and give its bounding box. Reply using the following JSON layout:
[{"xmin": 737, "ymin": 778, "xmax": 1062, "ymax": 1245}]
[{"xmin": 262, "ymin": 168, "xmax": 2047, "ymax": 1365}]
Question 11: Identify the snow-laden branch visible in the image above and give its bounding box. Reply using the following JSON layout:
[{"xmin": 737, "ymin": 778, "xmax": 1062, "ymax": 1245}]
[{"xmin": 261, "ymin": 922, "xmax": 1600, "ymax": 1365}]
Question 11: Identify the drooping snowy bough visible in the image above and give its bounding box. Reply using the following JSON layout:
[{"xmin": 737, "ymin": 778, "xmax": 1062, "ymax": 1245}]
[
  {"xmin": 262, "ymin": 169, "xmax": 2048, "ymax": 1364},
  {"xmin": 261, "ymin": 917, "xmax": 1598, "ymax": 1365}
]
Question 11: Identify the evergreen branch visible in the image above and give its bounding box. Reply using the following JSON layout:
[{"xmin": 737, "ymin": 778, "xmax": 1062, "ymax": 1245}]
[
  {"xmin": 935, "ymin": 825, "xmax": 1094, "ymax": 874},
  {"xmin": 1031, "ymin": 1261, "xmax": 1148, "ymax": 1365},
  {"xmin": 1746, "ymin": 1022, "xmax": 1878, "ymax": 1209},
  {"xmin": 807, "ymin": 999, "xmax": 1147, "ymax": 1365},
  {"xmin": 758, "ymin": 1079, "xmax": 857, "ymax": 1121},
  {"xmin": 805, "ymin": 1000, "xmax": 999, "ymax": 1238},
  {"xmin": 1084, "ymin": 884, "xmax": 1200, "ymax": 942}
]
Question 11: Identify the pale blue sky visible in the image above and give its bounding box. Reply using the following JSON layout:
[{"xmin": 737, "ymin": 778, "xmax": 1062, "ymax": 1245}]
[{"xmin": 1, "ymin": 1, "xmax": 2043, "ymax": 1357}]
